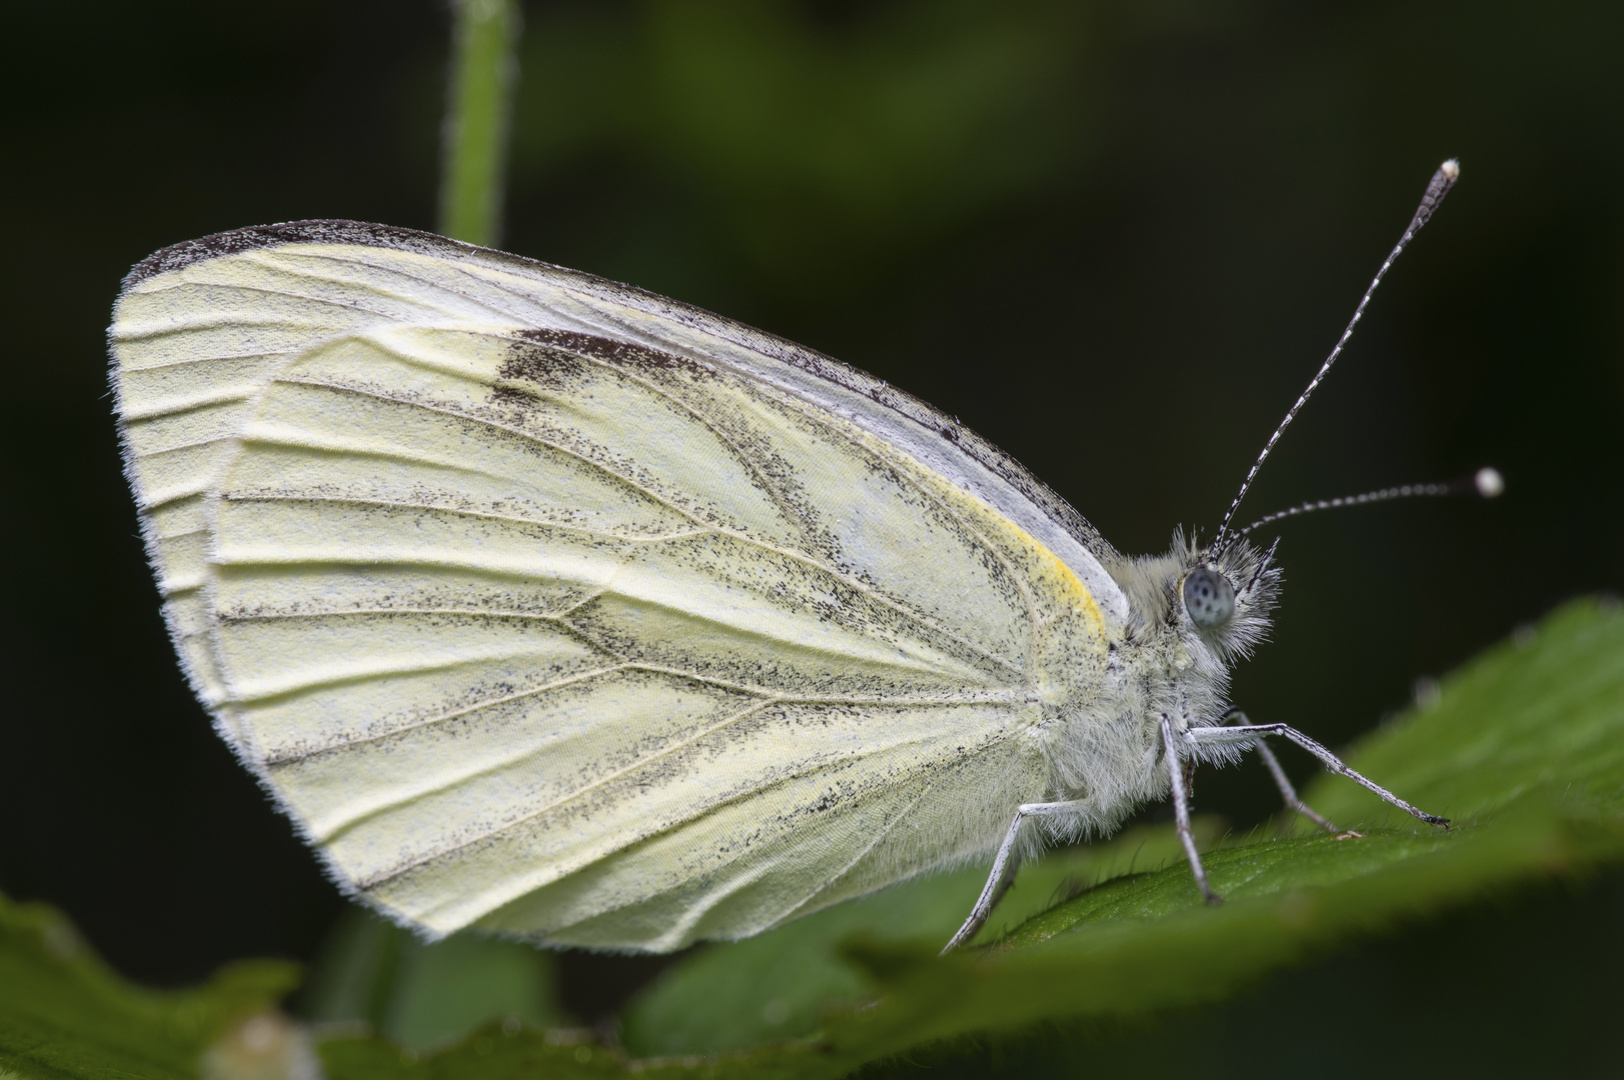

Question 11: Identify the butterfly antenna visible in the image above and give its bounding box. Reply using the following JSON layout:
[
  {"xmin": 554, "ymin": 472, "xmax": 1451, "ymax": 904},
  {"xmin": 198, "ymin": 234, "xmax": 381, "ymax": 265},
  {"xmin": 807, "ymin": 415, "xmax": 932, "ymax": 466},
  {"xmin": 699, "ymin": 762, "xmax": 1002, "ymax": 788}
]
[
  {"xmin": 1212, "ymin": 159, "xmax": 1462, "ymax": 547},
  {"xmin": 1242, "ymin": 536, "xmax": 1281, "ymax": 598},
  {"xmin": 1221, "ymin": 467, "xmax": 1503, "ymax": 555}
]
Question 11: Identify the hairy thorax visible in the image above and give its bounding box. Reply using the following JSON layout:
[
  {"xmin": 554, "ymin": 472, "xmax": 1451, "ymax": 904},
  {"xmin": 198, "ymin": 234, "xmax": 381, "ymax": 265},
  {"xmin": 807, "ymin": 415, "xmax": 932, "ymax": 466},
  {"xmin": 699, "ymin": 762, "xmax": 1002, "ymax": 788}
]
[{"xmin": 1036, "ymin": 532, "xmax": 1280, "ymax": 843}]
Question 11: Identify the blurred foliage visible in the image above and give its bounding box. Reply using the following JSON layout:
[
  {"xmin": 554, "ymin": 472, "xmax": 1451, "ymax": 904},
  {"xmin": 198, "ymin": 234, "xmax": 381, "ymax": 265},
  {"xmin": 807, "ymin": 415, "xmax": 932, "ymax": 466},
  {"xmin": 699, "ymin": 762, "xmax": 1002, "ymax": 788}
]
[
  {"xmin": 439, "ymin": 0, "xmax": 522, "ymax": 246},
  {"xmin": 620, "ymin": 819, "xmax": 1226, "ymax": 1056},
  {"xmin": 300, "ymin": 912, "xmax": 566, "ymax": 1052},
  {"xmin": 0, "ymin": 893, "xmax": 297, "ymax": 1080},
  {"xmin": 1302, "ymin": 596, "xmax": 1624, "ymax": 824},
  {"xmin": 509, "ymin": 0, "xmax": 1091, "ymax": 289},
  {"xmin": 4, "ymin": 598, "xmax": 1619, "ymax": 1077}
]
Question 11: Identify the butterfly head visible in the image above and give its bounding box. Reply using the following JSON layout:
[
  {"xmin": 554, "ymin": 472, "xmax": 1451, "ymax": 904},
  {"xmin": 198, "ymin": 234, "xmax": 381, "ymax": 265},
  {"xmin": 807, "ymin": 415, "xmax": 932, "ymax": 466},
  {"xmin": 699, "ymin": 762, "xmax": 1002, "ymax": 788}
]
[
  {"xmin": 1089, "ymin": 531, "xmax": 1281, "ymax": 767},
  {"xmin": 1107, "ymin": 531, "xmax": 1281, "ymax": 682},
  {"xmin": 1180, "ymin": 533, "xmax": 1281, "ymax": 664}
]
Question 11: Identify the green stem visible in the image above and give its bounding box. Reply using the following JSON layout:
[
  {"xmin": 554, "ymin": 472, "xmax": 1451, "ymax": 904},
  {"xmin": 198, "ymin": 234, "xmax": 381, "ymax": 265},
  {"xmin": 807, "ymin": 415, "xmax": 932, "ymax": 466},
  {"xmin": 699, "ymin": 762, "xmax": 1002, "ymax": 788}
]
[{"xmin": 439, "ymin": 0, "xmax": 521, "ymax": 247}]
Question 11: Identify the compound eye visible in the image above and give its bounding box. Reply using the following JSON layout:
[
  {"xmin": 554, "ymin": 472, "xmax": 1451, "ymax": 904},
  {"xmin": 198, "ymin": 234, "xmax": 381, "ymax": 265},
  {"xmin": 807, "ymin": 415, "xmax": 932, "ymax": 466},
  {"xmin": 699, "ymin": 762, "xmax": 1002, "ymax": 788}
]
[{"xmin": 1182, "ymin": 568, "xmax": 1235, "ymax": 630}]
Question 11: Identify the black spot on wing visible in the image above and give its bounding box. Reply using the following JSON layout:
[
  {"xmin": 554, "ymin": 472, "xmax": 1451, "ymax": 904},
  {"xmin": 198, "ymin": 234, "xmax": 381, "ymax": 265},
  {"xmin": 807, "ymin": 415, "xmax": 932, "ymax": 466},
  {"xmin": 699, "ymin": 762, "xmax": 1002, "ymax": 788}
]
[
  {"xmin": 496, "ymin": 329, "xmax": 845, "ymax": 560},
  {"xmin": 501, "ymin": 328, "xmax": 708, "ymax": 383}
]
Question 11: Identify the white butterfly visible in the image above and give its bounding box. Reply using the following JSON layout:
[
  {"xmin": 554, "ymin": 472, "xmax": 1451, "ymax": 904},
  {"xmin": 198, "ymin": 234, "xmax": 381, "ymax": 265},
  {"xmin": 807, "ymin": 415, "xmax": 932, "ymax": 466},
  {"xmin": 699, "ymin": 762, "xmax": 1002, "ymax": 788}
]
[{"xmin": 110, "ymin": 164, "xmax": 1466, "ymax": 953}]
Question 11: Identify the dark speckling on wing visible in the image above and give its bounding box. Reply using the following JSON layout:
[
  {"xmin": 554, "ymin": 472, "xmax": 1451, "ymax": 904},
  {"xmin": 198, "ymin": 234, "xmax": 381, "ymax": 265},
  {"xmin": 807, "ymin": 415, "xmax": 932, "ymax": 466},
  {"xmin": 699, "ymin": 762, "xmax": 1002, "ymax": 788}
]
[{"xmin": 110, "ymin": 225, "xmax": 1119, "ymax": 950}]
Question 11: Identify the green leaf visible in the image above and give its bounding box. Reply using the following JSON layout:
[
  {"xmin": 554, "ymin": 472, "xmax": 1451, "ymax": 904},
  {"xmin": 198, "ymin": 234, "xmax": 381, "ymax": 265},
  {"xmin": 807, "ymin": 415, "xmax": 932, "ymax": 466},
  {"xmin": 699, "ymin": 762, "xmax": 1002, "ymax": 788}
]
[
  {"xmin": 510, "ymin": 1, "xmax": 1090, "ymax": 288},
  {"xmin": 302, "ymin": 907, "xmax": 568, "ymax": 1052},
  {"xmin": 316, "ymin": 1026, "xmax": 631, "ymax": 1080},
  {"xmin": 611, "ymin": 596, "xmax": 1624, "ymax": 1075},
  {"xmin": 11, "ymin": 599, "xmax": 1620, "ymax": 1080},
  {"xmin": 0, "ymin": 893, "xmax": 298, "ymax": 1080},
  {"xmin": 618, "ymin": 819, "xmax": 1225, "ymax": 1057},
  {"xmin": 1300, "ymin": 596, "xmax": 1624, "ymax": 824}
]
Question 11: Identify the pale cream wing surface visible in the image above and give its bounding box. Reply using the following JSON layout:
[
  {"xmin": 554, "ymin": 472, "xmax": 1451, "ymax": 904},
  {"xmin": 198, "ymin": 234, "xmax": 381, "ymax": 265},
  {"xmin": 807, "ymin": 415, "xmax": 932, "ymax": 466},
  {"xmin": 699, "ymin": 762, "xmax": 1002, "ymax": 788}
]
[{"xmin": 111, "ymin": 227, "xmax": 1113, "ymax": 950}]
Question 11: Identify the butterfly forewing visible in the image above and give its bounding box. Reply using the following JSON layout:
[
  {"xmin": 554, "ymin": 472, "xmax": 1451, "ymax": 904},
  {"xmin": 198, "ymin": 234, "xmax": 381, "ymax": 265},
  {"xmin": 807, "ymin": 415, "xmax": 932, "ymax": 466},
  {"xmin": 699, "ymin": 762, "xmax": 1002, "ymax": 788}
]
[{"xmin": 111, "ymin": 227, "xmax": 1115, "ymax": 949}]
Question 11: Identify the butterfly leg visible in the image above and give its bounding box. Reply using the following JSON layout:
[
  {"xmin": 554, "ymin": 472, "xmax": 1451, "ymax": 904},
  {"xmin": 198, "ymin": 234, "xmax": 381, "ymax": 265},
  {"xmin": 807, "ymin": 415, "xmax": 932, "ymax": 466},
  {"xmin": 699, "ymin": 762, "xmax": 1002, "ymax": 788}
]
[
  {"xmin": 1188, "ymin": 722, "xmax": 1449, "ymax": 828},
  {"xmin": 1257, "ymin": 740, "xmax": 1340, "ymax": 833},
  {"xmin": 1223, "ymin": 710, "xmax": 1338, "ymax": 833},
  {"xmin": 941, "ymin": 797, "xmax": 1094, "ymax": 955},
  {"xmin": 1161, "ymin": 715, "xmax": 1221, "ymax": 906}
]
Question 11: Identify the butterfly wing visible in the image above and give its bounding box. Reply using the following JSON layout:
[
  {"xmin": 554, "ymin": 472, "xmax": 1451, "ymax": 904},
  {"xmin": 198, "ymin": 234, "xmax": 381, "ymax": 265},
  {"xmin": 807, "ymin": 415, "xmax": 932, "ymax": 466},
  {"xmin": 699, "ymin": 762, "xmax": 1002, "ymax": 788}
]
[{"xmin": 111, "ymin": 223, "xmax": 1119, "ymax": 949}]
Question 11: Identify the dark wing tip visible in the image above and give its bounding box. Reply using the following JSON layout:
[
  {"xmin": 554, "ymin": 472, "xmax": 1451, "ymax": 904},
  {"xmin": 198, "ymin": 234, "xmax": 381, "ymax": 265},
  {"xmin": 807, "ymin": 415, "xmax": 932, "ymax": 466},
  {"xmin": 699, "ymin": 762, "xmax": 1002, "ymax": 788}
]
[{"xmin": 120, "ymin": 220, "xmax": 487, "ymax": 291}]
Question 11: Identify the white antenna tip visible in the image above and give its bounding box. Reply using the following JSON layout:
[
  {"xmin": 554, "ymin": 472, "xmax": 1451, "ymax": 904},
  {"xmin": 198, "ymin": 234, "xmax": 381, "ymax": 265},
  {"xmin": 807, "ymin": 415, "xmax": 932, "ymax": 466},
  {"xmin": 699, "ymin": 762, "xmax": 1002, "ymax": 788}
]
[
  {"xmin": 1474, "ymin": 466, "xmax": 1504, "ymax": 498},
  {"xmin": 1441, "ymin": 158, "xmax": 1461, "ymax": 180}
]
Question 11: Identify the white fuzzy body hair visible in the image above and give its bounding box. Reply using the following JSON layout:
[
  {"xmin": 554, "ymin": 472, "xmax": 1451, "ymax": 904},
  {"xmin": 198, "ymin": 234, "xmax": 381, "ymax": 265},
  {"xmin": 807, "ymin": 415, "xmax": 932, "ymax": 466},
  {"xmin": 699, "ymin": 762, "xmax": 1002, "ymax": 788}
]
[{"xmin": 1026, "ymin": 530, "xmax": 1281, "ymax": 853}]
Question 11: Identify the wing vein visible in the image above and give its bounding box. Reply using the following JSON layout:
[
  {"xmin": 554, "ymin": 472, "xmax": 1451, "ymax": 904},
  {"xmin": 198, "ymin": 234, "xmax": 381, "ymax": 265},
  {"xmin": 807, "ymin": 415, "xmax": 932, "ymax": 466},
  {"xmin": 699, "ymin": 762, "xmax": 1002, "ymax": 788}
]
[
  {"xmin": 264, "ymin": 374, "xmax": 1026, "ymax": 679},
  {"xmin": 359, "ymin": 706, "xmax": 1020, "ymax": 902},
  {"xmin": 769, "ymin": 780, "xmax": 934, "ymax": 929},
  {"xmin": 261, "ymin": 650, "xmax": 1016, "ymax": 768},
  {"xmin": 275, "ymin": 250, "xmax": 600, "ymax": 329},
  {"xmin": 262, "ymin": 662, "xmax": 636, "ymax": 767},
  {"xmin": 504, "ymin": 331, "xmax": 1043, "ymax": 677},
  {"xmin": 120, "ymin": 390, "xmax": 257, "ymax": 421},
  {"xmin": 355, "ymin": 695, "xmax": 785, "ymax": 889},
  {"xmin": 141, "ymin": 268, "xmax": 486, "ymax": 326},
  {"xmin": 223, "ymin": 492, "xmax": 715, "ymax": 545},
  {"xmin": 526, "ymin": 345, "xmax": 828, "ymax": 564},
  {"xmin": 117, "ymin": 349, "xmax": 292, "ymax": 374}
]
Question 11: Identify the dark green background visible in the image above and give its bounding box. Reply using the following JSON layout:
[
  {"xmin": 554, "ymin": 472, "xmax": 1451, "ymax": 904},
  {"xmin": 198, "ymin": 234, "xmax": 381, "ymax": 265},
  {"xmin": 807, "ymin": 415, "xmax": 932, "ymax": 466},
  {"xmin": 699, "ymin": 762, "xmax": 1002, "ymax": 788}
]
[{"xmin": 2, "ymin": 0, "xmax": 1619, "ymax": 1045}]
